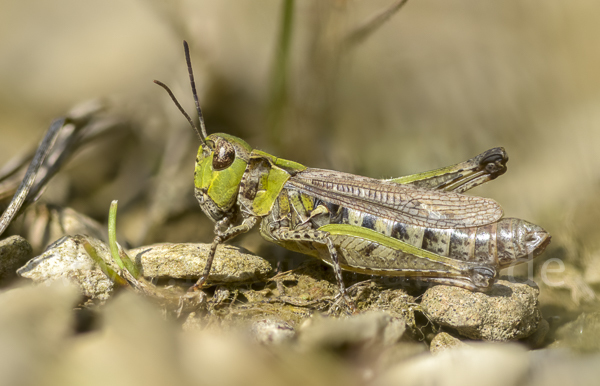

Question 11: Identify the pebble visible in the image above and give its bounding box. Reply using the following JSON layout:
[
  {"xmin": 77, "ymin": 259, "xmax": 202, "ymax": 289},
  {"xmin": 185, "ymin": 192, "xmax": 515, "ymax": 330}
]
[
  {"xmin": 421, "ymin": 279, "xmax": 541, "ymax": 341},
  {"xmin": 17, "ymin": 235, "xmax": 116, "ymax": 300},
  {"xmin": 297, "ymin": 311, "xmax": 406, "ymax": 352},
  {"xmin": 430, "ymin": 332, "xmax": 466, "ymax": 354},
  {"xmin": 0, "ymin": 236, "xmax": 32, "ymax": 285},
  {"xmin": 250, "ymin": 319, "xmax": 296, "ymax": 345}
]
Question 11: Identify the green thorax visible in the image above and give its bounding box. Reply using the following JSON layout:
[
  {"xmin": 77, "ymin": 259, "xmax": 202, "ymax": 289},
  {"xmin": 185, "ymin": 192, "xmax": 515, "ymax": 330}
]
[{"xmin": 238, "ymin": 149, "xmax": 307, "ymax": 217}]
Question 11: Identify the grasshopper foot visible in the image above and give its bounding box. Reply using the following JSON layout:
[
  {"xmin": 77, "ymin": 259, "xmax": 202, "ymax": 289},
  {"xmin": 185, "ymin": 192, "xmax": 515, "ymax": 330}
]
[
  {"xmin": 327, "ymin": 290, "xmax": 357, "ymax": 316},
  {"xmin": 188, "ymin": 275, "xmax": 208, "ymax": 293}
]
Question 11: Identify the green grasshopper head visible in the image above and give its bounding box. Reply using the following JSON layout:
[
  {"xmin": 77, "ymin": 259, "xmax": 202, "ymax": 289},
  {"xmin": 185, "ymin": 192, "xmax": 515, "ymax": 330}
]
[
  {"xmin": 193, "ymin": 133, "xmax": 252, "ymax": 221},
  {"xmin": 154, "ymin": 41, "xmax": 253, "ymax": 222}
]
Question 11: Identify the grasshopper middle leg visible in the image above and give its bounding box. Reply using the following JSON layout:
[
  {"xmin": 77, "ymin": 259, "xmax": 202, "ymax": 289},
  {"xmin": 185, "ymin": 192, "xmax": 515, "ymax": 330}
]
[{"xmin": 270, "ymin": 227, "xmax": 355, "ymax": 310}]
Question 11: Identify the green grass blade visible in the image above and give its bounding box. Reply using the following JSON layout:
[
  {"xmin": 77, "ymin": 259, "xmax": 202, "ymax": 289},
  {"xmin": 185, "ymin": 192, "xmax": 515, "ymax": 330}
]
[
  {"xmin": 108, "ymin": 200, "xmax": 140, "ymax": 278},
  {"xmin": 82, "ymin": 238, "xmax": 127, "ymax": 286}
]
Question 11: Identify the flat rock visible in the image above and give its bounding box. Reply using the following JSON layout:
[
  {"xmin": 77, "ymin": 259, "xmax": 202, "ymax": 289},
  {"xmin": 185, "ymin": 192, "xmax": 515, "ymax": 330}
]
[
  {"xmin": 17, "ymin": 235, "xmax": 116, "ymax": 300},
  {"xmin": 129, "ymin": 243, "xmax": 272, "ymax": 283},
  {"xmin": 421, "ymin": 279, "xmax": 541, "ymax": 341},
  {"xmin": 18, "ymin": 236, "xmax": 273, "ymax": 300},
  {"xmin": 0, "ymin": 236, "xmax": 32, "ymax": 285}
]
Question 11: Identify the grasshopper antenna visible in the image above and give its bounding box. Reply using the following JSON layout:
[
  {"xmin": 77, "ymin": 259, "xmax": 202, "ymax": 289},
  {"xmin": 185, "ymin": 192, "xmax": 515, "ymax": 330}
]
[
  {"xmin": 153, "ymin": 79, "xmax": 206, "ymax": 145},
  {"xmin": 183, "ymin": 40, "xmax": 208, "ymax": 140}
]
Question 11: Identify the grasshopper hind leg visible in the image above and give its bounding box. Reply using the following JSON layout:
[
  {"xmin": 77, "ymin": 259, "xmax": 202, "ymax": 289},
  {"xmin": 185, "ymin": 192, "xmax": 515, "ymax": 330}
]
[{"xmin": 271, "ymin": 227, "xmax": 356, "ymax": 313}]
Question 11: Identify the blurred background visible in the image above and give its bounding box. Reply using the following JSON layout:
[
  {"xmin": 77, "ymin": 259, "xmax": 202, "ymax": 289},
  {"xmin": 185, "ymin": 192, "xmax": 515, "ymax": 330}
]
[{"xmin": 1, "ymin": 0, "xmax": 599, "ymax": 315}]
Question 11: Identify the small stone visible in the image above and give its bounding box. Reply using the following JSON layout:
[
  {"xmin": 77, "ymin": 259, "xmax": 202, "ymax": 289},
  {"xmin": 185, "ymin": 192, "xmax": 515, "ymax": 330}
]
[
  {"xmin": 129, "ymin": 243, "xmax": 272, "ymax": 283},
  {"xmin": 250, "ymin": 319, "xmax": 296, "ymax": 345},
  {"xmin": 17, "ymin": 235, "xmax": 115, "ymax": 300},
  {"xmin": 430, "ymin": 332, "xmax": 466, "ymax": 354},
  {"xmin": 298, "ymin": 311, "xmax": 406, "ymax": 352},
  {"xmin": 421, "ymin": 279, "xmax": 541, "ymax": 341},
  {"xmin": 355, "ymin": 282, "xmax": 416, "ymax": 327},
  {"xmin": 0, "ymin": 236, "xmax": 32, "ymax": 285}
]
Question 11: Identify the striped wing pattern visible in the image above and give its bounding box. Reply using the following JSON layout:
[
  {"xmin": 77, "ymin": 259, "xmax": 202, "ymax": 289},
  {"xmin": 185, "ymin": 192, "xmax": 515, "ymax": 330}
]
[{"xmin": 285, "ymin": 168, "xmax": 503, "ymax": 229}]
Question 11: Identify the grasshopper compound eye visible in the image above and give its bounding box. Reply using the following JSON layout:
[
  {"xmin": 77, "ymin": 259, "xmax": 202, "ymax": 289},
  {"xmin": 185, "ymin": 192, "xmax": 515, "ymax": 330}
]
[{"xmin": 212, "ymin": 139, "xmax": 236, "ymax": 170}]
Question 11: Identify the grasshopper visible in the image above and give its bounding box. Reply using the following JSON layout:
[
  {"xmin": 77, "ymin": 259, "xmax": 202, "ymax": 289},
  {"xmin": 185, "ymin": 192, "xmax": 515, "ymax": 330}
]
[{"xmin": 154, "ymin": 41, "xmax": 550, "ymax": 305}]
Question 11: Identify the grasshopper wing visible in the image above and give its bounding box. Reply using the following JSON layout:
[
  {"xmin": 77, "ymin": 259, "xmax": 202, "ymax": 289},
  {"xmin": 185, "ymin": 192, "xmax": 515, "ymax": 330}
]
[{"xmin": 285, "ymin": 168, "xmax": 503, "ymax": 229}]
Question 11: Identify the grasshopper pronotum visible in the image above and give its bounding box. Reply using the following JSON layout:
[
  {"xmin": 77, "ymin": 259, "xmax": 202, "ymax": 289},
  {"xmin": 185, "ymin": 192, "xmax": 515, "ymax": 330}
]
[{"xmin": 154, "ymin": 41, "xmax": 550, "ymax": 307}]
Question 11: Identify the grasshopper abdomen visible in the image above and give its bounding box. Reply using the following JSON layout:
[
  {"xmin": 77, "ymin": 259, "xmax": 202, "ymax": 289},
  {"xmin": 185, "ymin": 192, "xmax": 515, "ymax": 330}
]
[
  {"xmin": 259, "ymin": 182, "xmax": 549, "ymax": 290},
  {"xmin": 348, "ymin": 213, "xmax": 550, "ymax": 269}
]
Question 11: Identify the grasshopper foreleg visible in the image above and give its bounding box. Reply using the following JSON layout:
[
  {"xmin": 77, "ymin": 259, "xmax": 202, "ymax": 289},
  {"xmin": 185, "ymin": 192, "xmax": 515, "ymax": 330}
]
[
  {"xmin": 271, "ymin": 227, "xmax": 356, "ymax": 312},
  {"xmin": 190, "ymin": 215, "xmax": 258, "ymax": 292}
]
